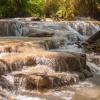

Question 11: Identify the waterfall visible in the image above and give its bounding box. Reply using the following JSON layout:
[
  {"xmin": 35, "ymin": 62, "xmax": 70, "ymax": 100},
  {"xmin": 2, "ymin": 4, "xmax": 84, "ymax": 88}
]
[
  {"xmin": 0, "ymin": 19, "xmax": 100, "ymax": 100},
  {"xmin": 66, "ymin": 21, "xmax": 100, "ymax": 36},
  {"xmin": 0, "ymin": 21, "xmax": 29, "ymax": 36}
]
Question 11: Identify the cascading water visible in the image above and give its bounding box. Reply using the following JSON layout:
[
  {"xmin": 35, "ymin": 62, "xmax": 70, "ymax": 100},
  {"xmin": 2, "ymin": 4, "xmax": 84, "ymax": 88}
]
[
  {"xmin": 66, "ymin": 21, "xmax": 100, "ymax": 36},
  {"xmin": 0, "ymin": 19, "xmax": 100, "ymax": 100}
]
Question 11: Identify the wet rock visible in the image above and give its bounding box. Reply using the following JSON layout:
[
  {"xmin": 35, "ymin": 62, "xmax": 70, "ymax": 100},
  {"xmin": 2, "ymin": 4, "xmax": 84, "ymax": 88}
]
[
  {"xmin": 0, "ymin": 39, "xmax": 92, "ymax": 90},
  {"xmin": 0, "ymin": 41, "xmax": 87, "ymax": 72},
  {"xmin": 0, "ymin": 59, "xmax": 12, "ymax": 73},
  {"xmin": 0, "ymin": 20, "xmax": 29, "ymax": 36},
  {"xmin": 0, "ymin": 44, "xmax": 80, "ymax": 72},
  {"xmin": 75, "ymin": 72, "xmax": 85, "ymax": 81},
  {"xmin": 37, "ymin": 39, "xmax": 65, "ymax": 50},
  {"xmin": 28, "ymin": 28, "xmax": 54, "ymax": 37},
  {"xmin": 26, "ymin": 74, "xmax": 51, "ymax": 88},
  {"xmin": 82, "ymin": 69, "xmax": 93, "ymax": 78},
  {"xmin": 87, "ymin": 54, "xmax": 100, "ymax": 65},
  {"xmin": 25, "ymin": 56, "xmax": 36, "ymax": 65},
  {"xmin": 0, "ymin": 86, "xmax": 14, "ymax": 100},
  {"xmin": 67, "ymin": 21, "xmax": 100, "ymax": 36},
  {"xmin": 28, "ymin": 32, "xmax": 53, "ymax": 37},
  {"xmin": 0, "ymin": 92, "xmax": 9, "ymax": 100},
  {"xmin": 13, "ymin": 67, "xmax": 79, "ymax": 90},
  {"xmin": 86, "ymin": 31, "xmax": 100, "ymax": 44},
  {"xmin": 34, "ymin": 52, "xmax": 86, "ymax": 71},
  {"xmin": 26, "ymin": 21, "xmax": 84, "ymax": 41},
  {"xmin": 86, "ymin": 54, "xmax": 100, "ymax": 74},
  {"xmin": 31, "ymin": 17, "xmax": 41, "ymax": 21},
  {"xmin": 2, "ymin": 45, "xmax": 19, "ymax": 53},
  {"xmin": 87, "ymin": 62, "xmax": 100, "ymax": 73},
  {"xmin": 0, "ymin": 75, "xmax": 14, "ymax": 91},
  {"xmin": 81, "ymin": 31, "xmax": 100, "ymax": 53}
]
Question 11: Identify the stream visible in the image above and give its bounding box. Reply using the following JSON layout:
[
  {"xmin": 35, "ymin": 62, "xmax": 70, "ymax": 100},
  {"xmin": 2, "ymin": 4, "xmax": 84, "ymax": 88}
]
[{"xmin": 0, "ymin": 19, "xmax": 100, "ymax": 100}]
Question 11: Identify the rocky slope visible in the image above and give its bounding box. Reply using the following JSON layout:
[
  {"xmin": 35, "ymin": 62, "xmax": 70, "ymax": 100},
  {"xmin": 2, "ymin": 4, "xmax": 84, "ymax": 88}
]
[
  {"xmin": 0, "ymin": 38, "xmax": 92, "ymax": 91},
  {"xmin": 0, "ymin": 19, "xmax": 100, "ymax": 100}
]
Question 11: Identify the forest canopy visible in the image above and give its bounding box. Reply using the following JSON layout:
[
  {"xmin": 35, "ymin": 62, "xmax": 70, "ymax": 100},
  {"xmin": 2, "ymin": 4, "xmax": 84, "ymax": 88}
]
[{"xmin": 0, "ymin": 0, "xmax": 100, "ymax": 20}]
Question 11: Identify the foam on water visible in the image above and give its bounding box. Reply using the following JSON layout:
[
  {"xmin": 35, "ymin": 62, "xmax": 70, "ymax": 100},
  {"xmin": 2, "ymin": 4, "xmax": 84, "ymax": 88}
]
[
  {"xmin": 0, "ymin": 53, "xmax": 7, "ymax": 58},
  {"xmin": 50, "ymin": 44, "xmax": 83, "ymax": 53},
  {"xmin": 27, "ymin": 21, "xmax": 85, "ymax": 42},
  {"xmin": 36, "ymin": 57, "xmax": 57, "ymax": 69},
  {"xmin": 87, "ymin": 62, "xmax": 100, "ymax": 74},
  {"xmin": 34, "ymin": 64, "xmax": 55, "ymax": 72},
  {"xmin": 66, "ymin": 44, "xmax": 83, "ymax": 53},
  {"xmin": 6, "ymin": 74, "xmax": 14, "ymax": 85},
  {"xmin": 70, "ymin": 80, "xmax": 93, "ymax": 90},
  {"xmin": 4, "ymin": 58, "xmax": 99, "ymax": 100},
  {"xmin": 53, "ymin": 90, "xmax": 75, "ymax": 99},
  {"xmin": 66, "ymin": 21, "xmax": 100, "ymax": 36},
  {"xmin": 15, "ymin": 95, "xmax": 46, "ymax": 100}
]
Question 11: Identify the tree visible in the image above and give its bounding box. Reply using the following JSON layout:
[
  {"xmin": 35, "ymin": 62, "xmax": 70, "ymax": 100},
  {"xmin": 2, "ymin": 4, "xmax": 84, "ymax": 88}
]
[
  {"xmin": 72, "ymin": 0, "xmax": 100, "ymax": 19},
  {"xmin": 28, "ymin": 0, "xmax": 45, "ymax": 17},
  {"xmin": 43, "ymin": 0, "xmax": 59, "ymax": 17},
  {"xmin": 57, "ymin": 0, "xmax": 100, "ymax": 20},
  {"xmin": 0, "ymin": 0, "xmax": 31, "ymax": 18},
  {"xmin": 0, "ymin": 0, "xmax": 100, "ymax": 19}
]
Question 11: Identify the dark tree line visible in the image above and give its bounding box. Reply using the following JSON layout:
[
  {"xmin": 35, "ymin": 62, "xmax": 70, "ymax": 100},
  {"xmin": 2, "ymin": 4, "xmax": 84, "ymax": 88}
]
[{"xmin": 0, "ymin": 0, "xmax": 100, "ymax": 20}]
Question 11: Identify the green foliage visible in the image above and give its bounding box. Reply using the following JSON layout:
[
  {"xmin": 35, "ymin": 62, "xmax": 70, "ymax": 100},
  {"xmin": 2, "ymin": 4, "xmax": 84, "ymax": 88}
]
[
  {"xmin": 28, "ymin": 0, "xmax": 45, "ymax": 17},
  {"xmin": 95, "ymin": 0, "xmax": 100, "ymax": 6},
  {"xmin": 0, "ymin": 0, "xmax": 32, "ymax": 18},
  {"xmin": 43, "ymin": 0, "xmax": 59, "ymax": 17},
  {"xmin": 0, "ymin": 0, "xmax": 100, "ymax": 19},
  {"xmin": 57, "ymin": 0, "xmax": 100, "ymax": 19},
  {"xmin": 56, "ymin": 0, "xmax": 75, "ymax": 18}
]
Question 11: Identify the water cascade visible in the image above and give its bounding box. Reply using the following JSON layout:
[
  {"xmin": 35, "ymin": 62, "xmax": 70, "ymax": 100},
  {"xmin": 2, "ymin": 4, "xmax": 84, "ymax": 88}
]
[
  {"xmin": 0, "ymin": 19, "xmax": 100, "ymax": 100},
  {"xmin": 66, "ymin": 21, "xmax": 100, "ymax": 36}
]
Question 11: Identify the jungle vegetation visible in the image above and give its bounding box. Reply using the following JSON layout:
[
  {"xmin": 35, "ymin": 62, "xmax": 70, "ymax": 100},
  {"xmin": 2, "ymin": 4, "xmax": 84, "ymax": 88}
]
[{"xmin": 0, "ymin": 0, "xmax": 100, "ymax": 20}]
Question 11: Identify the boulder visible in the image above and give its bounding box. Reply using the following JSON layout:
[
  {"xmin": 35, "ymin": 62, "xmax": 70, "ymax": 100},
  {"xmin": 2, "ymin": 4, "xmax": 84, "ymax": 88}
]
[
  {"xmin": 81, "ymin": 31, "xmax": 100, "ymax": 53},
  {"xmin": 75, "ymin": 72, "xmax": 85, "ymax": 81},
  {"xmin": 28, "ymin": 28, "xmax": 54, "ymax": 37},
  {"xmin": 82, "ymin": 69, "xmax": 93, "ymax": 78},
  {"xmin": 31, "ymin": 17, "xmax": 41, "ymax": 21},
  {"xmin": 86, "ymin": 31, "xmax": 100, "ymax": 44}
]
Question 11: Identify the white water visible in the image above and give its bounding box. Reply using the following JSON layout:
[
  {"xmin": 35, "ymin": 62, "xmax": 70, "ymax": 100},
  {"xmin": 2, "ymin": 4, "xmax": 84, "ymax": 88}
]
[
  {"xmin": 15, "ymin": 95, "xmax": 46, "ymax": 100},
  {"xmin": 0, "ymin": 20, "xmax": 100, "ymax": 100},
  {"xmin": 0, "ymin": 47, "xmax": 99, "ymax": 100},
  {"xmin": 66, "ymin": 21, "xmax": 100, "ymax": 36}
]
